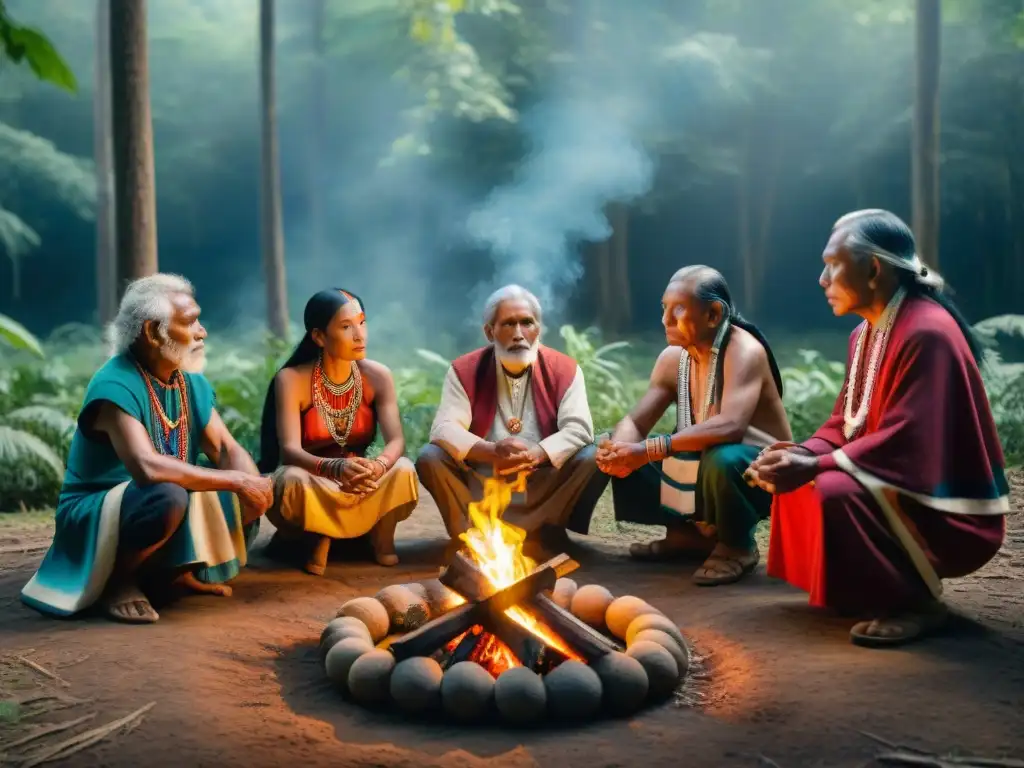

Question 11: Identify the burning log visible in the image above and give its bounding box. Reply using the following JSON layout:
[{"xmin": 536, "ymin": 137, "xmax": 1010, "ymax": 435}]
[
  {"xmin": 389, "ymin": 559, "xmax": 559, "ymax": 661},
  {"xmin": 482, "ymin": 608, "xmax": 553, "ymax": 671},
  {"xmin": 440, "ymin": 551, "xmax": 580, "ymax": 603},
  {"xmin": 449, "ymin": 627, "xmax": 486, "ymax": 666},
  {"xmin": 388, "ymin": 603, "xmax": 480, "ymax": 662},
  {"xmin": 527, "ymin": 594, "xmax": 623, "ymax": 663}
]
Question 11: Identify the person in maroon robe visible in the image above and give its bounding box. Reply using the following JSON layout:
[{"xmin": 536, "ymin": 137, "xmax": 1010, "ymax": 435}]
[
  {"xmin": 416, "ymin": 285, "xmax": 608, "ymax": 551},
  {"xmin": 746, "ymin": 209, "xmax": 1009, "ymax": 648}
]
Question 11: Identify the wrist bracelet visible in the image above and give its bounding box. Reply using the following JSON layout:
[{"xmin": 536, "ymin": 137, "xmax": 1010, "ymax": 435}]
[
  {"xmin": 314, "ymin": 458, "xmax": 326, "ymax": 477},
  {"xmin": 374, "ymin": 457, "xmax": 389, "ymax": 474},
  {"xmin": 644, "ymin": 437, "xmax": 659, "ymax": 464}
]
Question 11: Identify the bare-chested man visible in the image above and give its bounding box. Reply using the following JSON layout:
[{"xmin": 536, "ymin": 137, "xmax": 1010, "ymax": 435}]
[{"xmin": 597, "ymin": 266, "xmax": 792, "ymax": 586}]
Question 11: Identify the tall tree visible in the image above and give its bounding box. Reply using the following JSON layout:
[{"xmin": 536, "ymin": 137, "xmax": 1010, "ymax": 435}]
[
  {"xmin": 307, "ymin": 0, "xmax": 327, "ymax": 272},
  {"xmin": 912, "ymin": 0, "xmax": 941, "ymax": 268},
  {"xmin": 109, "ymin": 0, "xmax": 158, "ymax": 298},
  {"xmin": 94, "ymin": 0, "xmax": 116, "ymax": 324},
  {"xmin": 260, "ymin": 0, "xmax": 288, "ymax": 339}
]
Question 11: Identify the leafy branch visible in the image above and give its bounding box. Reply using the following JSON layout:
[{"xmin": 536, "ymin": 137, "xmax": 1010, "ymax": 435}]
[{"xmin": 0, "ymin": 0, "xmax": 77, "ymax": 92}]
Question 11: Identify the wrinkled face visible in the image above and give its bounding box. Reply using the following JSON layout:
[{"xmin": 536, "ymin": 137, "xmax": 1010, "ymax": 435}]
[
  {"xmin": 661, "ymin": 281, "xmax": 718, "ymax": 349},
  {"xmin": 819, "ymin": 229, "xmax": 874, "ymax": 317},
  {"xmin": 155, "ymin": 292, "xmax": 207, "ymax": 373},
  {"xmin": 486, "ymin": 298, "xmax": 541, "ymax": 374},
  {"xmin": 313, "ymin": 300, "xmax": 367, "ymax": 361}
]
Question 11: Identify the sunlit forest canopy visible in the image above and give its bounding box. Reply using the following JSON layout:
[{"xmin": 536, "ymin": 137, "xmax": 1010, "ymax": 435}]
[{"xmin": 1, "ymin": 0, "xmax": 1023, "ymax": 352}]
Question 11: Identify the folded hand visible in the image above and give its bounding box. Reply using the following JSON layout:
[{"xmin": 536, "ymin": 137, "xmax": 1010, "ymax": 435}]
[
  {"xmin": 496, "ymin": 442, "xmax": 546, "ymax": 476},
  {"xmin": 744, "ymin": 449, "xmax": 818, "ymax": 495},
  {"xmin": 235, "ymin": 473, "xmax": 274, "ymax": 513},
  {"xmin": 597, "ymin": 440, "xmax": 646, "ymax": 478}
]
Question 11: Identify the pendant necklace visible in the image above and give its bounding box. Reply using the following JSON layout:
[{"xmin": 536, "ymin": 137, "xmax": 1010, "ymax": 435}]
[{"xmin": 503, "ymin": 369, "xmax": 529, "ymax": 435}]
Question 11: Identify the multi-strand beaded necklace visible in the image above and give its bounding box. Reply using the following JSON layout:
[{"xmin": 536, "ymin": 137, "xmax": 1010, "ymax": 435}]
[
  {"xmin": 646, "ymin": 318, "xmax": 731, "ymax": 463},
  {"xmin": 842, "ymin": 286, "xmax": 907, "ymax": 440},
  {"xmin": 677, "ymin": 317, "xmax": 731, "ymax": 430},
  {"xmin": 133, "ymin": 359, "xmax": 191, "ymax": 462},
  {"xmin": 311, "ymin": 354, "xmax": 363, "ymax": 449}
]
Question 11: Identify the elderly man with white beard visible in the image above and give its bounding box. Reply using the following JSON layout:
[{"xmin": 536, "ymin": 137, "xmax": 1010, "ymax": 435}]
[
  {"xmin": 416, "ymin": 285, "xmax": 608, "ymax": 550},
  {"xmin": 21, "ymin": 274, "xmax": 273, "ymax": 624}
]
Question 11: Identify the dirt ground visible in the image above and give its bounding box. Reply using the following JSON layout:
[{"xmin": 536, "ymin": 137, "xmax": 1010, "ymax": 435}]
[{"xmin": 1, "ymin": 475, "xmax": 1022, "ymax": 768}]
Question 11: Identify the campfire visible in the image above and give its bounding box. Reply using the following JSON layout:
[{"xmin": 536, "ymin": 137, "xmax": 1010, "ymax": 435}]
[{"xmin": 321, "ymin": 473, "xmax": 690, "ymax": 725}]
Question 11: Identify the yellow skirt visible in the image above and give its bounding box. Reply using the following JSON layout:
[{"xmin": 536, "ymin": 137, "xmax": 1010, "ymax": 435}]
[{"xmin": 267, "ymin": 458, "xmax": 418, "ymax": 540}]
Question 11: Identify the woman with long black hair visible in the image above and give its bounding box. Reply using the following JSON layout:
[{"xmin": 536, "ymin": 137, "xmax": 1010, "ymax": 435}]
[{"xmin": 258, "ymin": 289, "xmax": 418, "ymax": 574}]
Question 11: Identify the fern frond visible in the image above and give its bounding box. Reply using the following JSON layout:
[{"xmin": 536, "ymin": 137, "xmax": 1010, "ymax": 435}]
[
  {"xmin": 0, "ymin": 425, "xmax": 64, "ymax": 478},
  {"xmin": 4, "ymin": 404, "xmax": 75, "ymax": 438},
  {"xmin": 973, "ymin": 314, "xmax": 1024, "ymax": 342}
]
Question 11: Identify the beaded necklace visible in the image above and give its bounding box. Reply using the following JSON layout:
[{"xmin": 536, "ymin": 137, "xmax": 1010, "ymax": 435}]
[
  {"xmin": 312, "ymin": 354, "xmax": 363, "ymax": 449},
  {"xmin": 677, "ymin": 318, "xmax": 730, "ymax": 429},
  {"xmin": 133, "ymin": 359, "xmax": 190, "ymax": 462},
  {"xmin": 842, "ymin": 286, "xmax": 907, "ymax": 440}
]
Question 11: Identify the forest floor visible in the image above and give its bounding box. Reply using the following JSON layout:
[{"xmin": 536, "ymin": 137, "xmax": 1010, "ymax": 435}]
[{"xmin": 0, "ymin": 474, "xmax": 1022, "ymax": 768}]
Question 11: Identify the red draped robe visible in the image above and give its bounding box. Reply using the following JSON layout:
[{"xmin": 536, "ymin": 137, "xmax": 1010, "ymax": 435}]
[{"xmin": 768, "ymin": 296, "xmax": 1009, "ymax": 615}]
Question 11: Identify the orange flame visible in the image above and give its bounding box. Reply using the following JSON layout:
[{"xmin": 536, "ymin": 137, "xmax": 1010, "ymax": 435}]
[{"xmin": 459, "ymin": 472, "xmax": 582, "ymax": 662}]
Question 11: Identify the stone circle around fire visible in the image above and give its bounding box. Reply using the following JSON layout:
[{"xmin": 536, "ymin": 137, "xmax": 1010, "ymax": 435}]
[{"xmin": 321, "ymin": 578, "xmax": 690, "ymax": 725}]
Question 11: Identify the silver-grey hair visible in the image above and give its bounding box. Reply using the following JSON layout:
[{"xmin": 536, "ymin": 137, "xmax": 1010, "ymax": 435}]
[
  {"xmin": 832, "ymin": 208, "xmax": 946, "ymax": 292},
  {"xmin": 105, "ymin": 273, "xmax": 195, "ymax": 357},
  {"xmin": 481, "ymin": 284, "xmax": 543, "ymax": 328}
]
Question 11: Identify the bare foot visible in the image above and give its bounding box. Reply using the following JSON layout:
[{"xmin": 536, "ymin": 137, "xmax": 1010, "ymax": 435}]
[
  {"xmin": 370, "ymin": 525, "xmax": 399, "ymax": 567},
  {"xmin": 629, "ymin": 522, "xmax": 715, "ymax": 561},
  {"xmin": 304, "ymin": 535, "xmax": 332, "ymax": 576},
  {"xmin": 174, "ymin": 571, "xmax": 233, "ymax": 598},
  {"xmin": 102, "ymin": 581, "xmax": 159, "ymax": 624}
]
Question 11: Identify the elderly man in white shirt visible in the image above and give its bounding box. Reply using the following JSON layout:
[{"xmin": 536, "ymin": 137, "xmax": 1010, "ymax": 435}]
[{"xmin": 416, "ymin": 285, "xmax": 608, "ymax": 549}]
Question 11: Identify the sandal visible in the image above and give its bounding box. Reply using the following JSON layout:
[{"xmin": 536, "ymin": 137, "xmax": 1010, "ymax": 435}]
[
  {"xmin": 102, "ymin": 582, "xmax": 159, "ymax": 624},
  {"xmin": 691, "ymin": 548, "xmax": 760, "ymax": 586},
  {"xmin": 849, "ymin": 603, "xmax": 948, "ymax": 648}
]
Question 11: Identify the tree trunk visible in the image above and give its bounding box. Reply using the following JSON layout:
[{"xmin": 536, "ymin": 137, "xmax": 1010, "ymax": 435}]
[
  {"xmin": 306, "ymin": 0, "xmax": 326, "ymax": 271},
  {"xmin": 912, "ymin": 0, "xmax": 941, "ymax": 269},
  {"xmin": 607, "ymin": 203, "xmax": 631, "ymax": 332},
  {"xmin": 737, "ymin": 168, "xmax": 754, "ymax": 313},
  {"xmin": 94, "ymin": 0, "xmax": 116, "ymax": 323},
  {"xmin": 109, "ymin": 0, "xmax": 158, "ymax": 300},
  {"xmin": 260, "ymin": 0, "xmax": 289, "ymax": 339},
  {"xmin": 592, "ymin": 237, "xmax": 614, "ymax": 331}
]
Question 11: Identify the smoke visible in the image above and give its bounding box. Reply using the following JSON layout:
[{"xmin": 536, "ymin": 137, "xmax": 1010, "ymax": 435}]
[
  {"xmin": 465, "ymin": 98, "xmax": 654, "ymax": 317},
  {"xmin": 463, "ymin": 10, "xmax": 663, "ymax": 323}
]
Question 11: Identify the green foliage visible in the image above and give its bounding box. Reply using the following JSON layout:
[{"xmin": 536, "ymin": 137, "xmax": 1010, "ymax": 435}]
[
  {"xmin": 974, "ymin": 314, "xmax": 1024, "ymax": 465},
  {"xmin": 779, "ymin": 350, "xmax": 847, "ymax": 441},
  {"xmin": 0, "ymin": 332, "xmax": 75, "ymax": 509},
  {"xmin": 1, "ymin": 318, "xmax": 1022, "ymax": 512},
  {"xmin": 0, "ymin": 0, "xmax": 76, "ymax": 92},
  {"xmin": 0, "ymin": 114, "xmax": 95, "ymax": 299},
  {"xmin": 0, "ymin": 312, "xmax": 42, "ymax": 356}
]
